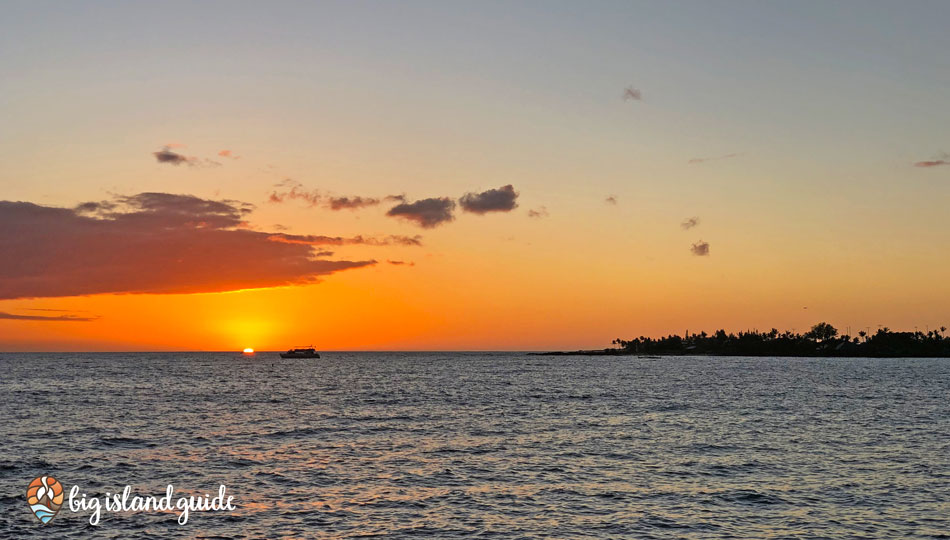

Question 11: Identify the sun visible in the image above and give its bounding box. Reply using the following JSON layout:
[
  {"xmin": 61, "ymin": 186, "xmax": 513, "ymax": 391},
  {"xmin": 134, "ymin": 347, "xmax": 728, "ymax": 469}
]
[{"xmin": 242, "ymin": 348, "xmax": 255, "ymax": 354}]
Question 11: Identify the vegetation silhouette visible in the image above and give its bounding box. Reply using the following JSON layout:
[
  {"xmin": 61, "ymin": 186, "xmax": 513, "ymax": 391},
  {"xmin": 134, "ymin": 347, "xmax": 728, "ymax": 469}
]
[{"xmin": 537, "ymin": 323, "xmax": 950, "ymax": 357}]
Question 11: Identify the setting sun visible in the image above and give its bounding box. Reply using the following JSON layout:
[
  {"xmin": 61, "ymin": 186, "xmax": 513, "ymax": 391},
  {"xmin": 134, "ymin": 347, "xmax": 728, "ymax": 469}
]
[{"xmin": 242, "ymin": 348, "xmax": 254, "ymax": 354}]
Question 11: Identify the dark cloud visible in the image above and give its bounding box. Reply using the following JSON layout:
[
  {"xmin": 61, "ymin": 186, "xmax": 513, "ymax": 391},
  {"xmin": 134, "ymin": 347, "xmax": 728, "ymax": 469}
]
[
  {"xmin": 914, "ymin": 160, "xmax": 949, "ymax": 168},
  {"xmin": 152, "ymin": 146, "xmax": 220, "ymax": 167},
  {"xmin": 0, "ymin": 193, "xmax": 377, "ymax": 300},
  {"xmin": 527, "ymin": 206, "xmax": 549, "ymax": 218},
  {"xmin": 688, "ymin": 153, "xmax": 740, "ymax": 165},
  {"xmin": 153, "ymin": 146, "xmax": 191, "ymax": 166},
  {"xmin": 327, "ymin": 196, "xmax": 380, "ymax": 211},
  {"xmin": 386, "ymin": 197, "xmax": 456, "ymax": 228},
  {"xmin": 681, "ymin": 217, "xmax": 700, "ymax": 229},
  {"xmin": 459, "ymin": 185, "xmax": 519, "ymax": 214},
  {"xmin": 691, "ymin": 241, "xmax": 710, "ymax": 256},
  {"xmin": 622, "ymin": 86, "xmax": 642, "ymax": 101},
  {"xmin": 386, "ymin": 260, "xmax": 415, "ymax": 266},
  {"xmin": 605, "ymin": 196, "xmax": 618, "ymax": 205},
  {"xmin": 0, "ymin": 311, "xmax": 98, "ymax": 322}
]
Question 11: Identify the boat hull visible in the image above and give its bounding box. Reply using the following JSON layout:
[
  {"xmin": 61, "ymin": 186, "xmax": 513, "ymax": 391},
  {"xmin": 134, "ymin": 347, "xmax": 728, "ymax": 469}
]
[{"xmin": 279, "ymin": 352, "xmax": 320, "ymax": 359}]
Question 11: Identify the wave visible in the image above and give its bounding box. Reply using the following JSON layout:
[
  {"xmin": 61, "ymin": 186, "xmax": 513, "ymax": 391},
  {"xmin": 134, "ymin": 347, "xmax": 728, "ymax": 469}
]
[{"xmin": 30, "ymin": 503, "xmax": 57, "ymax": 524}]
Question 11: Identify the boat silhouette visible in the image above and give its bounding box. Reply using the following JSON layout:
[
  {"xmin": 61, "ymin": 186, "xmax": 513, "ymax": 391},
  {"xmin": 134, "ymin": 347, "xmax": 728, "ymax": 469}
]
[{"xmin": 279, "ymin": 346, "xmax": 321, "ymax": 359}]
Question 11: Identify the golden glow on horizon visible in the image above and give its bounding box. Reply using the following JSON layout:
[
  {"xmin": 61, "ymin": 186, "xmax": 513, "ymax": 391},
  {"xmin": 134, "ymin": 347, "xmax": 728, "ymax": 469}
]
[
  {"xmin": 3, "ymin": 2, "xmax": 950, "ymax": 352},
  {"xmin": 243, "ymin": 348, "xmax": 254, "ymax": 354}
]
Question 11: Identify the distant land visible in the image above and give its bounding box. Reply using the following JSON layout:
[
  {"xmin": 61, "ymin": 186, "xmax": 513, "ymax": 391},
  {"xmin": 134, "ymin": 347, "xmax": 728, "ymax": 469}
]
[{"xmin": 535, "ymin": 323, "xmax": 950, "ymax": 357}]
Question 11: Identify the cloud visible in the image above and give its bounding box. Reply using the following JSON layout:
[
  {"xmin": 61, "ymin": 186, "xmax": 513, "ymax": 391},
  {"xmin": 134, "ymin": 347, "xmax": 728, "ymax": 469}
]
[
  {"xmin": 914, "ymin": 152, "xmax": 950, "ymax": 167},
  {"xmin": 691, "ymin": 241, "xmax": 710, "ymax": 256},
  {"xmin": 153, "ymin": 146, "xmax": 191, "ymax": 166},
  {"xmin": 268, "ymin": 180, "xmax": 322, "ymax": 206},
  {"xmin": 0, "ymin": 193, "xmax": 377, "ymax": 300},
  {"xmin": 914, "ymin": 160, "xmax": 949, "ymax": 168},
  {"xmin": 622, "ymin": 86, "xmax": 642, "ymax": 101},
  {"xmin": 326, "ymin": 196, "xmax": 380, "ymax": 211},
  {"xmin": 386, "ymin": 260, "xmax": 415, "ymax": 266},
  {"xmin": 681, "ymin": 217, "xmax": 700, "ymax": 229},
  {"xmin": 267, "ymin": 233, "xmax": 423, "ymax": 247},
  {"xmin": 605, "ymin": 196, "xmax": 618, "ymax": 205},
  {"xmin": 386, "ymin": 197, "xmax": 456, "ymax": 228},
  {"xmin": 268, "ymin": 180, "xmax": 382, "ymax": 210},
  {"xmin": 218, "ymin": 150, "xmax": 240, "ymax": 159},
  {"xmin": 459, "ymin": 185, "xmax": 519, "ymax": 214},
  {"xmin": 0, "ymin": 311, "xmax": 99, "ymax": 322},
  {"xmin": 527, "ymin": 206, "xmax": 549, "ymax": 218},
  {"xmin": 688, "ymin": 153, "xmax": 740, "ymax": 165},
  {"xmin": 152, "ymin": 146, "xmax": 221, "ymax": 168}
]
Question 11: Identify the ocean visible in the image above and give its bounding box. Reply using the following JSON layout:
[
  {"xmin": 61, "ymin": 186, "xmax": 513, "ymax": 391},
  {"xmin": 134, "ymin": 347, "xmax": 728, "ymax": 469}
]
[{"xmin": 1, "ymin": 352, "xmax": 948, "ymax": 538}]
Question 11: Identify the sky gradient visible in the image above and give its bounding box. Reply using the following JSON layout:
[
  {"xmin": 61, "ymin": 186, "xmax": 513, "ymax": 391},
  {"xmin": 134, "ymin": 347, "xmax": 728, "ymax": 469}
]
[{"xmin": 1, "ymin": 1, "xmax": 949, "ymax": 351}]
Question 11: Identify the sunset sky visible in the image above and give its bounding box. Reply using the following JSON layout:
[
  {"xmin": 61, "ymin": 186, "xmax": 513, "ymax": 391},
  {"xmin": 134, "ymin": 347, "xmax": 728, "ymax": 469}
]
[{"xmin": 1, "ymin": 1, "xmax": 949, "ymax": 351}]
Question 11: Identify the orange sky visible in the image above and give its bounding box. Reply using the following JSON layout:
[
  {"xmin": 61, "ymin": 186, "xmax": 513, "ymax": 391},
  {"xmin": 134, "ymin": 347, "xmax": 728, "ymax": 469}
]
[{"xmin": 1, "ymin": 3, "xmax": 949, "ymax": 351}]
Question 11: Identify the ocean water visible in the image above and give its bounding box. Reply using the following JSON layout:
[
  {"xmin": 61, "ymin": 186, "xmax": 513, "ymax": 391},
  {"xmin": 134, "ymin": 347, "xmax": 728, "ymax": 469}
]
[{"xmin": 1, "ymin": 352, "xmax": 948, "ymax": 538}]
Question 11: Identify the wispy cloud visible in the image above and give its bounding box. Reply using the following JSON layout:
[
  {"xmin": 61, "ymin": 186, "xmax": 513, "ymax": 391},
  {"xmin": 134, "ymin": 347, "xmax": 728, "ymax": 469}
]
[
  {"xmin": 268, "ymin": 180, "xmax": 383, "ymax": 210},
  {"xmin": 605, "ymin": 195, "xmax": 618, "ymax": 205},
  {"xmin": 914, "ymin": 152, "xmax": 949, "ymax": 168},
  {"xmin": 386, "ymin": 260, "xmax": 415, "ymax": 266},
  {"xmin": 0, "ymin": 311, "xmax": 99, "ymax": 322},
  {"xmin": 152, "ymin": 146, "xmax": 221, "ymax": 167},
  {"xmin": 267, "ymin": 233, "xmax": 423, "ymax": 246},
  {"xmin": 0, "ymin": 193, "xmax": 378, "ymax": 299},
  {"xmin": 681, "ymin": 216, "xmax": 700, "ymax": 229},
  {"xmin": 459, "ymin": 185, "xmax": 519, "ymax": 214},
  {"xmin": 688, "ymin": 153, "xmax": 740, "ymax": 165},
  {"xmin": 267, "ymin": 180, "xmax": 321, "ymax": 206},
  {"xmin": 218, "ymin": 149, "xmax": 240, "ymax": 159},
  {"xmin": 386, "ymin": 197, "xmax": 456, "ymax": 228},
  {"xmin": 914, "ymin": 160, "xmax": 949, "ymax": 168},
  {"xmin": 622, "ymin": 86, "xmax": 642, "ymax": 101},
  {"xmin": 527, "ymin": 206, "xmax": 549, "ymax": 218},
  {"xmin": 326, "ymin": 196, "xmax": 381, "ymax": 211},
  {"xmin": 691, "ymin": 241, "xmax": 710, "ymax": 256}
]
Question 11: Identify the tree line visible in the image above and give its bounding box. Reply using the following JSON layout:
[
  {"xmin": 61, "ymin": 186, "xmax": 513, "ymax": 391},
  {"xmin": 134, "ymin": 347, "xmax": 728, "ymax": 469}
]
[{"xmin": 609, "ymin": 322, "xmax": 950, "ymax": 357}]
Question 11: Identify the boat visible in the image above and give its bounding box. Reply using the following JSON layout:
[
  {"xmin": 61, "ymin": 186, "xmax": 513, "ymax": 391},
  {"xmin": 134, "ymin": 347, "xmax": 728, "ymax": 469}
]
[{"xmin": 279, "ymin": 346, "xmax": 321, "ymax": 359}]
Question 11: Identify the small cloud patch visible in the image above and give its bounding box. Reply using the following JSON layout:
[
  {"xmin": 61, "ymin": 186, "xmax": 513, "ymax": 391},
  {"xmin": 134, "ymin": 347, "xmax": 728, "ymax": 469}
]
[
  {"xmin": 622, "ymin": 86, "xmax": 642, "ymax": 101},
  {"xmin": 527, "ymin": 206, "xmax": 549, "ymax": 218},
  {"xmin": 691, "ymin": 241, "xmax": 710, "ymax": 256},
  {"xmin": 459, "ymin": 185, "xmax": 519, "ymax": 214},
  {"xmin": 914, "ymin": 160, "xmax": 949, "ymax": 168},
  {"xmin": 152, "ymin": 146, "xmax": 221, "ymax": 167},
  {"xmin": 681, "ymin": 217, "xmax": 700, "ymax": 230},
  {"xmin": 386, "ymin": 197, "xmax": 456, "ymax": 228}
]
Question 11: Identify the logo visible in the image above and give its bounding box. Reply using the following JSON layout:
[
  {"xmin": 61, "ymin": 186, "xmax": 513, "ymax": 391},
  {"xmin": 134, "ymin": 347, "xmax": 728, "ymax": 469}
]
[
  {"xmin": 27, "ymin": 476, "xmax": 64, "ymax": 524},
  {"xmin": 24, "ymin": 476, "xmax": 236, "ymax": 526}
]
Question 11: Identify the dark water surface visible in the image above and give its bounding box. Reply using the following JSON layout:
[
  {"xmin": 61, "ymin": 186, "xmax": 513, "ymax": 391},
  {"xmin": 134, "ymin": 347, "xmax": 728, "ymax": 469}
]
[{"xmin": 1, "ymin": 353, "xmax": 948, "ymax": 538}]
